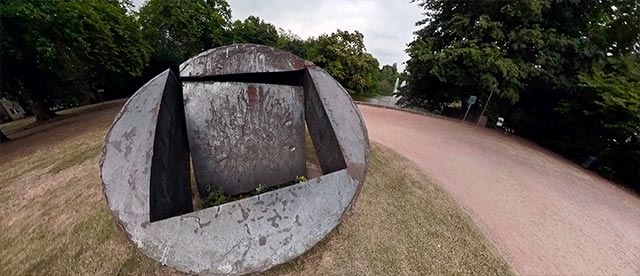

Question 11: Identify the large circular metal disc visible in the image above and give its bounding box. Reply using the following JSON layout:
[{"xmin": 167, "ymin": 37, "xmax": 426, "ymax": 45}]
[{"xmin": 101, "ymin": 45, "xmax": 369, "ymax": 275}]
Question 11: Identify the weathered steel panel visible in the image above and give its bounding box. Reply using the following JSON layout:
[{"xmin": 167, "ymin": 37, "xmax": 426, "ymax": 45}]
[
  {"xmin": 179, "ymin": 44, "xmax": 309, "ymax": 77},
  {"xmin": 301, "ymin": 70, "xmax": 347, "ymax": 175},
  {"xmin": 183, "ymin": 81, "xmax": 306, "ymax": 196},
  {"xmin": 143, "ymin": 169, "xmax": 357, "ymax": 275},
  {"xmin": 149, "ymin": 71, "xmax": 192, "ymax": 222},
  {"xmin": 305, "ymin": 65, "xmax": 371, "ymax": 208},
  {"xmin": 101, "ymin": 69, "xmax": 170, "ymax": 240}
]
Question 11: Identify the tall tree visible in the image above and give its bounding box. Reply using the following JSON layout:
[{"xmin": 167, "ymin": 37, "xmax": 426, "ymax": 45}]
[
  {"xmin": 570, "ymin": 55, "xmax": 640, "ymax": 185},
  {"xmin": 139, "ymin": 0, "xmax": 231, "ymax": 74},
  {"xmin": 305, "ymin": 30, "xmax": 381, "ymax": 96},
  {"xmin": 276, "ymin": 28, "xmax": 307, "ymax": 57},
  {"xmin": 402, "ymin": 0, "xmax": 640, "ymax": 189},
  {"xmin": 0, "ymin": 129, "xmax": 9, "ymax": 143},
  {"xmin": 1, "ymin": 0, "xmax": 149, "ymax": 121},
  {"xmin": 230, "ymin": 16, "xmax": 280, "ymax": 46},
  {"xmin": 378, "ymin": 64, "xmax": 400, "ymax": 95}
]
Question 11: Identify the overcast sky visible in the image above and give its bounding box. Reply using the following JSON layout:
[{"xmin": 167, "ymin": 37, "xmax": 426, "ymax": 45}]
[{"xmin": 133, "ymin": 0, "xmax": 424, "ymax": 70}]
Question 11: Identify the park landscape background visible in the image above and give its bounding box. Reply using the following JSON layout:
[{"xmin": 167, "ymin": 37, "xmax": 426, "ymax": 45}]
[
  {"xmin": 1, "ymin": 0, "xmax": 638, "ymax": 190},
  {"xmin": 0, "ymin": 0, "xmax": 639, "ymax": 274}
]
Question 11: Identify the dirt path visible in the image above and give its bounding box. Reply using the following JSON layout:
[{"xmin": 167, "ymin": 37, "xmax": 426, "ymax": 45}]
[{"xmin": 358, "ymin": 105, "xmax": 640, "ymax": 275}]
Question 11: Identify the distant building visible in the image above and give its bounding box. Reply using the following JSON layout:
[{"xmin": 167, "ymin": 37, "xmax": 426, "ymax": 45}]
[{"xmin": 0, "ymin": 98, "xmax": 26, "ymax": 121}]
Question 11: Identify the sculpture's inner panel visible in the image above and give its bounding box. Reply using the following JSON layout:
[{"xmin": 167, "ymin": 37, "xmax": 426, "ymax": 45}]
[{"xmin": 183, "ymin": 82, "xmax": 306, "ymax": 197}]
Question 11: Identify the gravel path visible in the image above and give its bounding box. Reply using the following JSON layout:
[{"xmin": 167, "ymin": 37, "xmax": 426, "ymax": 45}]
[{"xmin": 358, "ymin": 105, "xmax": 640, "ymax": 275}]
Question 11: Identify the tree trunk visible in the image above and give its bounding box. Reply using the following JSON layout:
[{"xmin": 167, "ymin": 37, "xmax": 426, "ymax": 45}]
[
  {"xmin": 0, "ymin": 129, "xmax": 9, "ymax": 143},
  {"xmin": 21, "ymin": 74, "xmax": 57, "ymax": 122},
  {"xmin": 25, "ymin": 95, "xmax": 56, "ymax": 121}
]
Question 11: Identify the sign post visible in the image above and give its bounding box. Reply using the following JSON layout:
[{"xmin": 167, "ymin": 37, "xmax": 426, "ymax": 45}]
[
  {"xmin": 477, "ymin": 90, "xmax": 494, "ymax": 126},
  {"xmin": 463, "ymin": 95, "xmax": 476, "ymax": 122}
]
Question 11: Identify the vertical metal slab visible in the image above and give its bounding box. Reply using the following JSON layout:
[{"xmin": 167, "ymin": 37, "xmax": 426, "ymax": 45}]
[
  {"xmin": 149, "ymin": 71, "xmax": 192, "ymax": 222},
  {"xmin": 304, "ymin": 65, "xmax": 370, "ymax": 210},
  {"xmin": 302, "ymin": 70, "xmax": 348, "ymax": 175},
  {"xmin": 183, "ymin": 82, "xmax": 306, "ymax": 196},
  {"xmin": 101, "ymin": 69, "xmax": 170, "ymax": 237}
]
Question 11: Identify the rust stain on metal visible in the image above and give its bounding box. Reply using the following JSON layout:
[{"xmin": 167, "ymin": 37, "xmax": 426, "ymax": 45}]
[{"xmin": 246, "ymin": 85, "xmax": 259, "ymax": 108}]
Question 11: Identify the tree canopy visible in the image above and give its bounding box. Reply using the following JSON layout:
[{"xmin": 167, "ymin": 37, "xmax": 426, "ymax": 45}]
[
  {"xmin": 305, "ymin": 30, "xmax": 381, "ymax": 96},
  {"xmin": 1, "ymin": 0, "xmax": 149, "ymax": 120},
  {"xmin": 230, "ymin": 16, "xmax": 279, "ymax": 46},
  {"xmin": 138, "ymin": 0, "xmax": 231, "ymax": 74},
  {"xmin": 1, "ymin": 0, "xmax": 391, "ymax": 120},
  {"xmin": 378, "ymin": 63, "xmax": 400, "ymax": 95},
  {"xmin": 401, "ymin": 0, "xmax": 640, "ymax": 189}
]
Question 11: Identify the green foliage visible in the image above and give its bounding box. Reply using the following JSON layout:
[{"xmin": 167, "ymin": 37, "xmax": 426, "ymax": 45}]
[
  {"xmin": 139, "ymin": 0, "xmax": 231, "ymax": 72},
  {"xmin": 377, "ymin": 80, "xmax": 394, "ymax": 96},
  {"xmin": 378, "ymin": 64, "xmax": 399, "ymax": 95},
  {"xmin": 1, "ymin": 0, "xmax": 388, "ymax": 119},
  {"xmin": 402, "ymin": 0, "xmax": 640, "ymax": 189},
  {"xmin": 276, "ymin": 29, "xmax": 307, "ymax": 57},
  {"xmin": 572, "ymin": 55, "xmax": 640, "ymax": 185},
  {"xmin": 200, "ymin": 175, "xmax": 309, "ymax": 209},
  {"xmin": 296, "ymin": 175, "xmax": 308, "ymax": 183},
  {"xmin": 1, "ymin": 0, "xmax": 149, "ymax": 120},
  {"xmin": 226, "ymin": 18, "xmax": 383, "ymax": 96},
  {"xmin": 230, "ymin": 16, "xmax": 279, "ymax": 46},
  {"xmin": 201, "ymin": 185, "xmax": 230, "ymax": 208},
  {"xmin": 305, "ymin": 30, "xmax": 381, "ymax": 96}
]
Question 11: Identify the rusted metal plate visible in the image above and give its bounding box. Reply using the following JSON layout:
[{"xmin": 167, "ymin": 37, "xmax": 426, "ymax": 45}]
[
  {"xmin": 183, "ymin": 82, "xmax": 306, "ymax": 196},
  {"xmin": 179, "ymin": 44, "xmax": 308, "ymax": 77}
]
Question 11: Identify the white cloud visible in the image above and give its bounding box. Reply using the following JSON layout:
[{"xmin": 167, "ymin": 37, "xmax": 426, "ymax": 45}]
[{"xmin": 133, "ymin": 0, "xmax": 424, "ymax": 70}]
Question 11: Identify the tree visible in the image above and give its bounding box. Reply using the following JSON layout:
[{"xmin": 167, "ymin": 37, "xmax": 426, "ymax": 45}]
[
  {"xmin": 277, "ymin": 28, "xmax": 307, "ymax": 57},
  {"xmin": 377, "ymin": 79, "xmax": 394, "ymax": 95},
  {"xmin": 139, "ymin": 0, "xmax": 231, "ymax": 74},
  {"xmin": 0, "ymin": 129, "xmax": 9, "ymax": 143},
  {"xmin": 571, "ymin": 55, "xmax": 640, "ymax": 186},
  {"xmin": 1, "ymin": 0, "xmax": 149, "ymax": 121},
  {"xmin": 402, "ymin": 0, "xmax": 640, "ymax": 189},
  {"xmin": 378, "ymin": 64, "xmax": 400, "ymax": 95},
  {"xmin": 305, "ymin": 30, "xmax": 381, "ymax": 96},
  {"xmin": 230, "ymin": 16, "xmax": 280, "ymax": 46}
]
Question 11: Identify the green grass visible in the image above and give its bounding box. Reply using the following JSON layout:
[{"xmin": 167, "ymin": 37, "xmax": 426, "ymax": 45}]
[
  {"xmin": 0, "ymin": 117, "xmax": 36, "ymax": 134},
  {"xmin": 0, "ymin": 100, "xmax": 123, "ymax": 135},
  {"xmin": 47, "ymin": 143, "xmax": 102, "ymax": 174},
  {"xmin": 0, "ymin": 105, "xmax": 512, "ymax": 276}
]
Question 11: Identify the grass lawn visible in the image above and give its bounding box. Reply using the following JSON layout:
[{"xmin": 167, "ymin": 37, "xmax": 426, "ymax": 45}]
[{"xmin": 0, "ymin": 103, "xmax": 512, "ymax": 275}]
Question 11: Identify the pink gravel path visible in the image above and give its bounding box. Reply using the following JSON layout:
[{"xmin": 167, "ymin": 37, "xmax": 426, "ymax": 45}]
[{"xmin": 359, "ymin": 105, "xmax": 640, "ymax": 275}]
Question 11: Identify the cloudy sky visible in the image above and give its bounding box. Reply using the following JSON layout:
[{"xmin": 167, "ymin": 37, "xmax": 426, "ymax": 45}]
[{"xmin": 133, "ymin": 0, "xmax": 424, "ymax": 70}]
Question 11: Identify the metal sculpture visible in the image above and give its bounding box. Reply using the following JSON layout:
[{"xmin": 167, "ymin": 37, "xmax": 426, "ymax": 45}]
[{"xmin": 100, "ymin": 44, "xmax": 369, "ymax": 275}]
